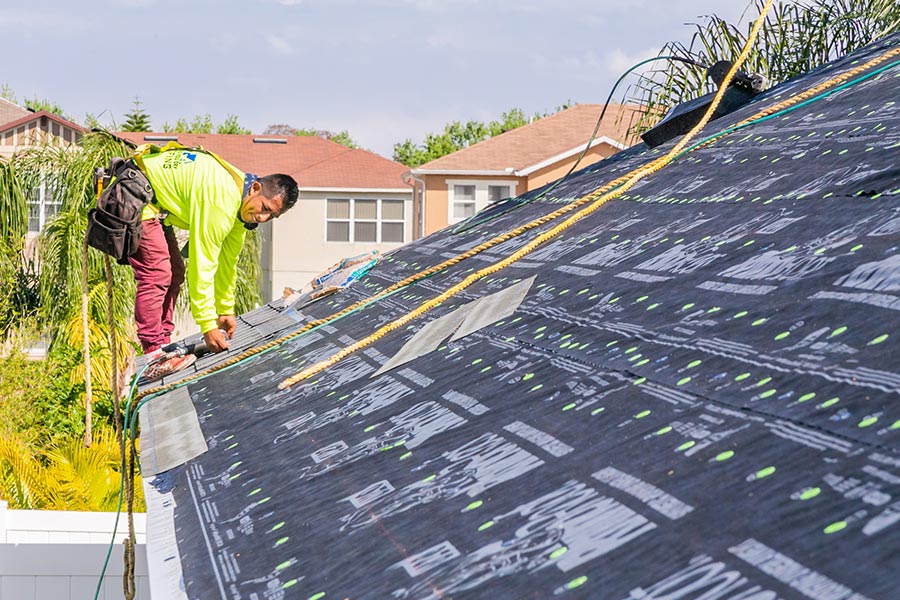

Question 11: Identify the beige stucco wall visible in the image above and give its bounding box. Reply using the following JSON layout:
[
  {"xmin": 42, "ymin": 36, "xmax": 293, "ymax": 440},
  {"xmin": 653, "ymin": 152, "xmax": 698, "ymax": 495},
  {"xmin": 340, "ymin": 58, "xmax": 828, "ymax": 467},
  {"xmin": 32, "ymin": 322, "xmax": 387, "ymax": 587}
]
[
  {"xmin": 265, "ymin": 190, "xmax": 413, "ymax": 302},
  {"xmin": 420, "ymin": 142, "xmax": 622, "ymax": 236},
  {"xmin": 422, "ymin": 174, "xmax": 527, "ymax": 235},
  {"xmin": 525, "ymin": 143, "xmax": 618, "ymax": 190}
]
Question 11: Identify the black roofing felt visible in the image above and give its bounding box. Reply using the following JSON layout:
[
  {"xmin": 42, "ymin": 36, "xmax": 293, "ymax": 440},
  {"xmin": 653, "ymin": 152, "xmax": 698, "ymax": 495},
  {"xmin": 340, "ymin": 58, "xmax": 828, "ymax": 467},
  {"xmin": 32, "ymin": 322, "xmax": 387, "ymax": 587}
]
[{"xmin": 142, "ymin": 35, "xmax": 900, "ymax": 600}]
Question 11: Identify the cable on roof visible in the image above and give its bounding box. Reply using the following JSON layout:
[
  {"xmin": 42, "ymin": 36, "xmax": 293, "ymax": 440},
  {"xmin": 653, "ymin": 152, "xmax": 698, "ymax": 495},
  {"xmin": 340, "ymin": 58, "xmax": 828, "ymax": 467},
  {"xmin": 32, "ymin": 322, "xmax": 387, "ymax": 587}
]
[{"xmin": 450, "ymin": 54, "xmax": 708, "ymax": 235}]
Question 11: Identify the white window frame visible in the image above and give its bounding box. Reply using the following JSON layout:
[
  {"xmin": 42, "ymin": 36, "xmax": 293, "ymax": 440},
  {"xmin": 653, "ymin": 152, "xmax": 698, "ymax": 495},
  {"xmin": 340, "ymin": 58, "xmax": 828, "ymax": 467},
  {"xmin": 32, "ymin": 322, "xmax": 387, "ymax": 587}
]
[
  {"xmin": 446, "ymin": 179, "xmax": 518, "ymax": 224},
  {"xmin": 27, "ymin": 176, "xmax": 62, "ymax": 233},
  {"xmin": 325, "ymin": 197, "xmax": 407, "ymax": 244}
]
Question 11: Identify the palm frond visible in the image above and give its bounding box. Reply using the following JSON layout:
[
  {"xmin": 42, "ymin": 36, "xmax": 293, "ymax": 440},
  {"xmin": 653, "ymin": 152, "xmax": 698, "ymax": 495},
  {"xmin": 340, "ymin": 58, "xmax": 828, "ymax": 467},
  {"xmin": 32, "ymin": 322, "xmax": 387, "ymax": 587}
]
[{"xmin": 624, "ymin": 0, "xmax": 900, "ymax": 136}]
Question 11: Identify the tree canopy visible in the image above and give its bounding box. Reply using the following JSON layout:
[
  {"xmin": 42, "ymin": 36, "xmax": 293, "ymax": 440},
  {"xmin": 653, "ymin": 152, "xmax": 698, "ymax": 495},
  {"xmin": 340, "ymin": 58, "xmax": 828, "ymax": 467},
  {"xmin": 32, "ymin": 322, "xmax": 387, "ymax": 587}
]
[
  {"xmin": 160, "ymin": 113, "xmax": 252, "ymax": 134},
  {"xmin": 263, "ymin": 124, "xmax": 359, "ymax": 148},
  {"xmin": 121, "ymin": 97, "xmax": 152, "ymax": 132},
  {"xmin": 392, "ymin": 104, "xmax": 571, "ymax": 168}
]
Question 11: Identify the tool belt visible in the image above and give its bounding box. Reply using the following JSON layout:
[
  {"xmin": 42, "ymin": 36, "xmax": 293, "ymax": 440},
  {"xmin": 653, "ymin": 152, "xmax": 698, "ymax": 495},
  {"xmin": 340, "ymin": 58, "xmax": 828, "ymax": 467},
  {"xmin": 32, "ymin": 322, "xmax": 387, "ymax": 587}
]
[{"xmin": 86, "ymin": 157, "xmax": 155, "ymax": 264}]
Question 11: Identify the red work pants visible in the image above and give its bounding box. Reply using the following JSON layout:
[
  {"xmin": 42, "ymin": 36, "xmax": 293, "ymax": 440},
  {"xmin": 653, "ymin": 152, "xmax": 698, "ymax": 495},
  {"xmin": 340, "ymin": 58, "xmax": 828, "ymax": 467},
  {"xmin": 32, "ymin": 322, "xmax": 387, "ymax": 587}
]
[{"xmin": 128, "ymin": 218, "xmax": 185, "ymax": 354}]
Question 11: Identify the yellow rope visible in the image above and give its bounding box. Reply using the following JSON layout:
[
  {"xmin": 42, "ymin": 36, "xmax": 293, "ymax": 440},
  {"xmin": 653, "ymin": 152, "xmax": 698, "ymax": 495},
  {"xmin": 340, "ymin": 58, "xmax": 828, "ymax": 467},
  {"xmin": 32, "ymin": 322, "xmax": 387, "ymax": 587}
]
[
  {"xmin": 277, "ymin": 0, "xmax": 776, "ymax": 390},
  {"xmin": 141, "ymin": 0, "xmax": 900, "ymax": 399}
]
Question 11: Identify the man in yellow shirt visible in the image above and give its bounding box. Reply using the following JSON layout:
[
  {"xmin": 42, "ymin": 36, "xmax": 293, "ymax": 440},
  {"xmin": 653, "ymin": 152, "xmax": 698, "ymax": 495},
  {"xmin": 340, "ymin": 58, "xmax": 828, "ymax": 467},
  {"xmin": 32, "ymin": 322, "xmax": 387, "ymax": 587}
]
[{"xmin": 130, "ymin": 147, "xmax": 298, "ymax": 379}]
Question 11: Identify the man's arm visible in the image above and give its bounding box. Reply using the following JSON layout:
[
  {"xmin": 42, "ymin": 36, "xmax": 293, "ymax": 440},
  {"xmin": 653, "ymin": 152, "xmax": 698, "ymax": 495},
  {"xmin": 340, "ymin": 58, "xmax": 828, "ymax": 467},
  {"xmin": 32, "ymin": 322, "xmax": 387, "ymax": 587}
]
[
  {"xmin": 213, "ymin": 224, "xmax": 246, "ymax": 318},
  {"xmin": 187, "ymin": 194, "xmax": 238, "ymax": 337}
]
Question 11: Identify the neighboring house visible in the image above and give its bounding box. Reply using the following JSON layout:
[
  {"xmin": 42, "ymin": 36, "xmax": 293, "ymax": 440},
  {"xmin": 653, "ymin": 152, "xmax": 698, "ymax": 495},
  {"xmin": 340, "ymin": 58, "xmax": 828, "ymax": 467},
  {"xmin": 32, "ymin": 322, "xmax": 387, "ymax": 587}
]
[
  {"xmin": 116, "ymin": 132, "xmax": 413, "ymax": 302},
  {"xmin": 0, "ymin": 107, "xmax": 88, "ymax": 234},
  {"xmin": 407, "ymin": 103, "xmax": 638, "ymax": 234},
  {"xmin": 0, "ymin": 97, "xmax": 30, "ymax": 139}
]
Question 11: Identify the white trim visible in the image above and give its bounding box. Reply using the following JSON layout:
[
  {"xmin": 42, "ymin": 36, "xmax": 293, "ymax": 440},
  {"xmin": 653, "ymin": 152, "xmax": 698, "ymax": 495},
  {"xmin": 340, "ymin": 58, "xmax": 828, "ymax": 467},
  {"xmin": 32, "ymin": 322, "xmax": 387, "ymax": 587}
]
[
  {"xmin": 446, "ymin": 179, "xmax": 518, "ymax": 225},
  {"xmin": 411, "ymin": 137, "xmax": 624, "ymax": 179},
  {"xmin": 409, "ymin": 168, "xmax": 515, "ymax": 176},
  {"xmin": 516, "ymin": 136, "xmax": 625, "ymax": 176},
  {"xmin": 299, "ymin": 187, "xmax": 412, "ymax": 193}
]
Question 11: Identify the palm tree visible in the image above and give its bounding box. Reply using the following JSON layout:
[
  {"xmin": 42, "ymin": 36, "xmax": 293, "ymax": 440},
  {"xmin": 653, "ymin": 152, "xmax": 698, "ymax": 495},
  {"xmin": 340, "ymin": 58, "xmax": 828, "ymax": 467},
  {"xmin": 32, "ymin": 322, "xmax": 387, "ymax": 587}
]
[
  {"xmin": 625, "ymin": 0, "xmax": 900, "ymax": 135},
  {"xmin": 0, "ymin": 426, "xmax": 144, "ymax": 511},
  {"xmin": 12, "ymin": 134, "xmax": 137, "ymax": 412},
  {"xmin": 1, "ymin": 130, "xmax": 267, "ymax": 453}
]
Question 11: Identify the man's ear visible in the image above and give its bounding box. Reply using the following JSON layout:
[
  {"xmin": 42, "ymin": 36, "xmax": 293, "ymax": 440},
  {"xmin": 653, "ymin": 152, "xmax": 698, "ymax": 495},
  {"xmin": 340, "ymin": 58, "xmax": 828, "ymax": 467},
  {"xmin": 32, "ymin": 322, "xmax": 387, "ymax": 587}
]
[{"xmin": 251, "ymin": 180, "xmax": 263, "ymax": 194}]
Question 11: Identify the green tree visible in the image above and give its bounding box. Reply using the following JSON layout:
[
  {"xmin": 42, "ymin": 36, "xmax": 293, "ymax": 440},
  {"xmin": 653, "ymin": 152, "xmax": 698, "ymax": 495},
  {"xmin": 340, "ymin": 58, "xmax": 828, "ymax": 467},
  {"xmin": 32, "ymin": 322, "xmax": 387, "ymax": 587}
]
[
  {"xmin": 295, "ymin": 127, "xmax": 359, "ymax": 149},
  {"xmin": 217, "ymin": 114, "xmax": 252, "ymax": 135},
  {"xmin": 392, "ymin": 105, "xmax": 570, "ymax": 167},
  {"xmin": 626, "ymin": 0, "xmax": 900, "ymax": 135},
  {"xmin": 0, "ymin": 425, "xmax": 144, "ymax": 510},
  {"xmin": 121, "ymin": 97, "xmax": 152, "ymax": 132},
  {"xmin": 164, "ymin": 113, "xmax": 214, "ymax": 133},
  {"xmin": 0, "ymin": 133, "xmax": 265, "ymax": 440},
  {"xmin": 392, "ymin": 139, "xmax": 425, "ymax": 168},
  {"xmin": 1, "ymin": 84, "xmax": 16, "ymax": 103},
  {"xmin": 23, "ymin": 96, "xmax": 67, "ymax": 118},
  {"xmin": 264, "ymin": 124, "xmax": 360, "ymax": 148}
]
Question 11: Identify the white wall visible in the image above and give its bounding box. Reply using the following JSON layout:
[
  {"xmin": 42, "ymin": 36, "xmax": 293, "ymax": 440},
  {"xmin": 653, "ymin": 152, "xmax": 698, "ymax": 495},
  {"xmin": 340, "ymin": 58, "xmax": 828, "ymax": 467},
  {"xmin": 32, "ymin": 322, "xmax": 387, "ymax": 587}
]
[
  {"xmin": 268, "ymin": 191, "xmax": 413, "ymax": 301},
  {"xmin": 0, "ymin": 502, "xmax": 149, "ymax": 599}
]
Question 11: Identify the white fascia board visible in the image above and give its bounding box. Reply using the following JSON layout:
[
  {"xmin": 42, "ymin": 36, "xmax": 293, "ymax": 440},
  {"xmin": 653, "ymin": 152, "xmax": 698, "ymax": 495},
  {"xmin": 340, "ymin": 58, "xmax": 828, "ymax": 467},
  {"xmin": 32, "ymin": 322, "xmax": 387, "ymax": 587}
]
[
  {"xmin": 408, "ymin": 169, "xmax": 516, "ymax": 176},
  {"xmin": 298, "ymin": 187, "xmax": 412, "ymax": 194},
  {"xmin": 516, "ymin": 136, "xmax": 626, "ymax": 177}
]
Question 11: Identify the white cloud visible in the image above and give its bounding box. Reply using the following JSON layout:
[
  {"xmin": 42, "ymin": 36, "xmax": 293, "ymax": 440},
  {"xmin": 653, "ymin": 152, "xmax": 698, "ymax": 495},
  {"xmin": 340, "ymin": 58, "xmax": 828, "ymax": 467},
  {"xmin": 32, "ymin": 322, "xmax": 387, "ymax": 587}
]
[
  {"xmin": 279, "ymin": 0, "xmax": 303, "ymax": 5},
  {"xmin": 267, "ymin": 35, "xmax": 295, "ymax": 55},
  {"xmin": 604, "ymin": 47, "xmax": 662, "ymax": 74}
]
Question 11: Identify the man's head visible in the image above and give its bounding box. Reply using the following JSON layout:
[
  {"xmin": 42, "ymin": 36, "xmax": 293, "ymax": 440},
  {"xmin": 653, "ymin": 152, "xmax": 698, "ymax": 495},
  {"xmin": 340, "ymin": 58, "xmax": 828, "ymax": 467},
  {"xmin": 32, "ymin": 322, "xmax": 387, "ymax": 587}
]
[{"xmin": 239, "ymin": 174, "xmax": 299, "ymax": 225}]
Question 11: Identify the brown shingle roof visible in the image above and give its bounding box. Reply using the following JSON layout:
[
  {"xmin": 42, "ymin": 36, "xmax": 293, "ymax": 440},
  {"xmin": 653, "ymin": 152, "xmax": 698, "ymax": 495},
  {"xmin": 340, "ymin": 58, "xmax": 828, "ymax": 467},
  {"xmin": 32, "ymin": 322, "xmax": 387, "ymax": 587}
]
[
  {"xmin": 413, "ymin": 103, "xmax": 640, "ymax": 173},
  {"xmin": 115, "ymin": 132, "xmax": 411, "ymax": 190},
  {"xmin": 0, "ymin": 110, "xmax": 89, "ymax": 135}
]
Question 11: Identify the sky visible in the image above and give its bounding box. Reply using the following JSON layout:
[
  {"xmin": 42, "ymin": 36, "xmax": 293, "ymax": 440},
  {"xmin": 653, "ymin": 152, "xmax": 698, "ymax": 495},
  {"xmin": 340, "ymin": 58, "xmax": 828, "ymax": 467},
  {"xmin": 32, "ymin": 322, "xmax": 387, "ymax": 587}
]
[{"xmin": 3, "ymin": 0, "xmax": 753, "ymax": 158}]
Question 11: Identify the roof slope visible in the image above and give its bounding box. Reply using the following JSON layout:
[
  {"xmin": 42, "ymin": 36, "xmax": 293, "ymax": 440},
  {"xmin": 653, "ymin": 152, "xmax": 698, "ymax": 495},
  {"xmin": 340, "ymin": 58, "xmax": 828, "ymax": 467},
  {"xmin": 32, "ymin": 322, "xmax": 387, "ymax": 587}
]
[
  {"xmin": 415, "ymin": 103, "xmax": 640, "ymax": 172},
  {"xmin": 116, "ymin": 132, "xmax": 410, "ymax": 189},
  {"xmin": 139, "ymin": 35, "xmax": 900, "ymax": 600}
]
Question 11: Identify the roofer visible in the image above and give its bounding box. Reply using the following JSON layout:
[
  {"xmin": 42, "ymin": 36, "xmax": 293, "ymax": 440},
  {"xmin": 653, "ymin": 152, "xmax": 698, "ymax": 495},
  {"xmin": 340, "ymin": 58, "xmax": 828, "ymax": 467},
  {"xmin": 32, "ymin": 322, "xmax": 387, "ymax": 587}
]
[{"xmin": 87, "ymin": 143, "xmax": 298, "ymax": 380}]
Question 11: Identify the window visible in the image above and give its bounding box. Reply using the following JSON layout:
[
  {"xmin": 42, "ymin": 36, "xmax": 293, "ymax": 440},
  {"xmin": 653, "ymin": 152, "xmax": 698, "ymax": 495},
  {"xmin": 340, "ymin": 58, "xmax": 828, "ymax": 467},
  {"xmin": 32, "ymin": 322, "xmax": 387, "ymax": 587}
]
[
  {"xmin": 452, "ymin": 185, "xmax": 476, "ymax": 220},
  {"xmin": 326, "ymin": 198, "xmax": 350, "ymax": 242},
  {"xmin": 488, "ymin": 185, "xmax": 511, "ymax": 203},
  {"xmin": 447, "ymin": 180, "xmax": 518, "ymax": 224},
  {"xmin": 326, "ymin": 198, "xmax": 406, "ymax": 243},
  {"xmin": 381, "ymin": 200, "xmax": 405, "ymax": 242},
  {"xmin": 27, "ymin": 177, "xmax": 62, "ymax": 233}
]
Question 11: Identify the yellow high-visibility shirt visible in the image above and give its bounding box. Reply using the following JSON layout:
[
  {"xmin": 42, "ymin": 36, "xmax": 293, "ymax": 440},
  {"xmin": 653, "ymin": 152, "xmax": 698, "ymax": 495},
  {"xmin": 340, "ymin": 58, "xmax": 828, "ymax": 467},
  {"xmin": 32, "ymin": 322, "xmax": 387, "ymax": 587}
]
[{"xmin": 139, "ymin": 149, "xmax": 246, "ymax": 334}]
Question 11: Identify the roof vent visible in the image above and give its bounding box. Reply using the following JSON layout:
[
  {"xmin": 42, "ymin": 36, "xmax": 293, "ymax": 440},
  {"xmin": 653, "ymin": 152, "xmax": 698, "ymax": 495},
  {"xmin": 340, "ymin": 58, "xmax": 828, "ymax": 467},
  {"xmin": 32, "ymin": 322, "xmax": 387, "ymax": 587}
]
[
  {"xmin": 144, "ymin": 135, "xmax": 179, "ymax": 142},
  {"xmin": 253, "ymin": 137, "xmax": 288, "ymax": 144},
  {"xmin": 641, "ymin": 60, "xmax": 767, "ymax": 148}
]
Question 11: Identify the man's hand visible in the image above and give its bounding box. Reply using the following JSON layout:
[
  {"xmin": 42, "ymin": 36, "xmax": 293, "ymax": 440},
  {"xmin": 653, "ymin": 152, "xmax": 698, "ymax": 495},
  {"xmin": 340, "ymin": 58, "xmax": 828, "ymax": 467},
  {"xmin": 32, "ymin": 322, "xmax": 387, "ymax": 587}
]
[
  {"xmin": 203, "ymin": 328, "xmax": 230, "ymax": 353},
  {"xmin": 217, "ymin": 315, "xmax": 237, "ymax": 338}
]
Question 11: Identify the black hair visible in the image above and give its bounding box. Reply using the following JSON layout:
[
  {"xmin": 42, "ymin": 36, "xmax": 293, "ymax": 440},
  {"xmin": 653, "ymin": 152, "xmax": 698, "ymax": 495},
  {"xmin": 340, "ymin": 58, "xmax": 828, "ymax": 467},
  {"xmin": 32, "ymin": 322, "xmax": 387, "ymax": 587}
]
[{"xmin": 258, "ymin": 173, "xmax": 299, "ymax": 212}]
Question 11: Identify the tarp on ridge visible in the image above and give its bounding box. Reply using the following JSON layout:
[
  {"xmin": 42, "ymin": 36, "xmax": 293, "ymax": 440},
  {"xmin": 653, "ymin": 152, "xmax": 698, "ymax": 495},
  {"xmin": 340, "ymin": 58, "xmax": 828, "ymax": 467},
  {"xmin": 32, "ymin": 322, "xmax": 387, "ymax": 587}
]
[{"xmin": 141, "ymin": 34, "xmax": 900, "ymax": 600}]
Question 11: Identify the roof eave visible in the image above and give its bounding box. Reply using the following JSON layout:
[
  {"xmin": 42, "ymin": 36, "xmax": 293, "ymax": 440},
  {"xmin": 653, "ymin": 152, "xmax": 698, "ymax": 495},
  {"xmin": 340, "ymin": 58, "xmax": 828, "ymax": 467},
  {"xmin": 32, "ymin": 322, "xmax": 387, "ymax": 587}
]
[
  {"xmin": 516, "ymin": 136, "xmax": 625, "ymax": 177},
  {"xmin": 409, "ymin": 168, "xmax": 518, "ymax": 176},
  {"xmin": 299, "ymin": 186, "xmax": 413, "ymax": 193}
]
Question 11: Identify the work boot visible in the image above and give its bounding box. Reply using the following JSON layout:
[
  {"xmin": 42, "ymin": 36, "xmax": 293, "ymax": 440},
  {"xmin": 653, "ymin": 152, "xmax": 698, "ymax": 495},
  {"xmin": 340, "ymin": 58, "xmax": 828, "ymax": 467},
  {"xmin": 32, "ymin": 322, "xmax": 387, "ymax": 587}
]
[{"xmin": 140, "ymin": 354, "xmax": 197, "ymax": 383}]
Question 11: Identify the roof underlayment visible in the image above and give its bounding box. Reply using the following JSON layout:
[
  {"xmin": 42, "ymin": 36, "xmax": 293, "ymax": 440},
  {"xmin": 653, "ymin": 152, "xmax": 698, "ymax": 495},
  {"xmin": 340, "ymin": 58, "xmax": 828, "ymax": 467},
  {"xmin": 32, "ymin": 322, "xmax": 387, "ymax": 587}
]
[{"xmin": 140, "ymin": 35, "xmax": 900, "ymax": 599}]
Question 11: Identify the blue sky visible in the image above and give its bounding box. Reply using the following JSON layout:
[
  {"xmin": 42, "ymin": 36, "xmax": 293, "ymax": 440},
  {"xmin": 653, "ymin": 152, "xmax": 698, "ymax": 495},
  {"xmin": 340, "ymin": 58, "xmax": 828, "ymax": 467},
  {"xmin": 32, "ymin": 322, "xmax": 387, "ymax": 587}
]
[{"xmin": 3, "ymin": 0, "xmax": 750, "ymax": 157}]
